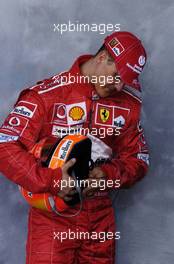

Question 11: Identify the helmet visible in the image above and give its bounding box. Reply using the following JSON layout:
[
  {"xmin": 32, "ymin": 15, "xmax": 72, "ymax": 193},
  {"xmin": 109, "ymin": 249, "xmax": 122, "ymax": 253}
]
[{"xmin": 19, "ymin": 134, "xmax": 92, "ymax": 212}]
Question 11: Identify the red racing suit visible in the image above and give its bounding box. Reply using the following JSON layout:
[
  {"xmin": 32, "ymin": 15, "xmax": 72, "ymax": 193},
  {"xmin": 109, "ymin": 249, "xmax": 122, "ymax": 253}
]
[{"xmin": 0, "ymin": 55, "xmax": 149, "ymax": 264}]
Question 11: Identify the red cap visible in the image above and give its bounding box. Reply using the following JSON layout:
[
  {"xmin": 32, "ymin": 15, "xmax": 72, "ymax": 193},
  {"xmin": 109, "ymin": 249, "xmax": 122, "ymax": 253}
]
[{"xmin": 104, "ymin": 31, "xmax": 147, "ymax": 89}]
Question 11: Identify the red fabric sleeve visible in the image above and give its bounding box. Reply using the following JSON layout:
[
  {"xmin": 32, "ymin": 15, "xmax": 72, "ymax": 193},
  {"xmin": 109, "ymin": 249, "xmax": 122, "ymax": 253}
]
[
  {"xmin": 101, "ymin": 110, "xmax": 149, "ymax": 189},
  {"xmin": 0, "ymin": 89, "xmax": 62, "ymax": 195}
]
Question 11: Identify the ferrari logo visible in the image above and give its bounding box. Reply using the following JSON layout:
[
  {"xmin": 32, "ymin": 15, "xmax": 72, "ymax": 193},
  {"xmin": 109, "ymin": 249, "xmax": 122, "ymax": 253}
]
[
  {"xmin": 109, "ymin": 38, "xmax": 119, "ymax": 48},
  {"xmin": 100, "ymin": 108, "xmax": 110, "ymax": 122}
]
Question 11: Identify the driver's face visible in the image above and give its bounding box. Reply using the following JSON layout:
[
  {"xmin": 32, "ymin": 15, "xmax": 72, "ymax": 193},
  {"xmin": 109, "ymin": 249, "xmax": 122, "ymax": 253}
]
[{"xmin": 94, "ymin": 54, "xmax": 125, "ymax": 97}]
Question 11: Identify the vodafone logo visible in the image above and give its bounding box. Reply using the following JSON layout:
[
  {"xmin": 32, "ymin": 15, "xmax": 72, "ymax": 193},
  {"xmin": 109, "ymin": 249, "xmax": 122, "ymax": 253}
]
[
  {"xmin": 138, "ymin": 55, "xmax": 146, "ymax": 66},
  {"xmin": 9, "ymin": 117, "xmax": 20, "ymax": 127},
  {"xmin": 52, "ymin": 103, "xmax": 67, "ymax": 124},
  {"xmin": 56, "ymin": 104, "xmax": 66, "ymax": 119},
  {"xmin": 2, "ymin": 115, "xmax": 29, "ymax": 136}
]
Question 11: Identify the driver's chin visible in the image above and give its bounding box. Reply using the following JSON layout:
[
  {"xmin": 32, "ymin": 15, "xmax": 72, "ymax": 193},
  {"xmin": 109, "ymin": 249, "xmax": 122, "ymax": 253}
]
[
  {"xmin": 105, "ymin": 83, "xmax": 122, "ymax": 93},
  {"xmin": 95, "ymin": 82, "xmax": 124, "ymax": 97},
  {"xmin": 95, "ymin": 85, "xmax": 116, "ymax": 98},
  {"xmin": 107, "ymin": 82, "xmax": 124, "ymax": 91}
]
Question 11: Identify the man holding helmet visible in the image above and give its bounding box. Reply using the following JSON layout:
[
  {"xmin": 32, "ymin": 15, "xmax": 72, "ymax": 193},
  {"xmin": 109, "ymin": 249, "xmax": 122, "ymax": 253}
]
[{"xmin": 0, "ymin": 31, "xmax": 149, "ymax": 263}]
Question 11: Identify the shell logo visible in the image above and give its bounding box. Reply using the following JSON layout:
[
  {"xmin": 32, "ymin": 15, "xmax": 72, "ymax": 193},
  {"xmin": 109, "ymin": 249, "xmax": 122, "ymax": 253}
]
[{"xmin": 69, "ymin": 106, "xmax": 85, "ymax": 121}]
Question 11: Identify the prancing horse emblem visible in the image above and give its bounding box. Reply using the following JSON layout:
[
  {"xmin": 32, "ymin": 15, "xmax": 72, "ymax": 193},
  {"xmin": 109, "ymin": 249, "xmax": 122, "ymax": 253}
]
[{"xmin": 100, "ymin": 108, "xmax": 110, "ymax": 122}]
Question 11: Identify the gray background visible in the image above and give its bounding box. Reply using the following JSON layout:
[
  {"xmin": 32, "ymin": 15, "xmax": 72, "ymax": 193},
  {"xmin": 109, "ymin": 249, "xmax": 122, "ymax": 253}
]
[{"xmin": 0, "ymin": 0, "xmax": 174, "ymax": 263}]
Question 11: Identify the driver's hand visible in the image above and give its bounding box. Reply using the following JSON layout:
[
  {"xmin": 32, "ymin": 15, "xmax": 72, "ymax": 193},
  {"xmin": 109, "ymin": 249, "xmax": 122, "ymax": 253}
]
[
  {"xmin": 82, "ymin": 167, "xmax": 107, "ymax": 197},
  {"xmin": 57, "ymin": 158, "xmax": 77, "ymax": 202}
]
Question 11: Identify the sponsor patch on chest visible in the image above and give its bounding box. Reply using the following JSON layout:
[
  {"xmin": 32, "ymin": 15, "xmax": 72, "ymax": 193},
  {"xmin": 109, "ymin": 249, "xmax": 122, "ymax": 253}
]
[
  {"xmin": 52, "ymin": 102, "xmax": 87, "ymax": 125},
  {"xmin": 95, "ymin": 103, "xmax": 130, "ymax": 128}
]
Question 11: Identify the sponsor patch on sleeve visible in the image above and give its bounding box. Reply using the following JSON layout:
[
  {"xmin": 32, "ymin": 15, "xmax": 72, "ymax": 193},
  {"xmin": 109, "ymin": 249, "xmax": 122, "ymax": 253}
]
[
  {"xmin": 1, "ymin": 115, "xmax": 29, "ymax": 136},
  {"xmin": 0, "ymin": 132, "xmax": 19, "ymax": 143},
  {"xmin": 137, "ymin": 153, "xmax": 150, "ymax": 166},
  {"xmin": 11, "ymin": 100, "xmax": 37, "ymax": 118}
]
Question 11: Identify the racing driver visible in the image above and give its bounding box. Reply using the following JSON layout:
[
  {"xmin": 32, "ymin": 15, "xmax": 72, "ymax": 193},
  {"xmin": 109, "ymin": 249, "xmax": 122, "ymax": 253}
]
[{"xmin": 0, "ymin": 31, "xmax": 149, "ymax": 263}]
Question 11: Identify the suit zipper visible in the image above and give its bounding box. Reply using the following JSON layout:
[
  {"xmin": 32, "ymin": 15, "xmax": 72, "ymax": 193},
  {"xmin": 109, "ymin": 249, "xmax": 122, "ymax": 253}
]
[{"xmin": 88, "ymin": 98, "xmax": 96, "ymax": 132}]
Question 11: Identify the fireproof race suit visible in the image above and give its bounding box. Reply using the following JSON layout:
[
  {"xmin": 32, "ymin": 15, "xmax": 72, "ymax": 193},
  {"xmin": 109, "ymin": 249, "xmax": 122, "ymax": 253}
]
[{"xmin": 0, "ymin": 55, "xmax": 149, "ymax": 264}]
